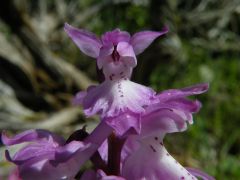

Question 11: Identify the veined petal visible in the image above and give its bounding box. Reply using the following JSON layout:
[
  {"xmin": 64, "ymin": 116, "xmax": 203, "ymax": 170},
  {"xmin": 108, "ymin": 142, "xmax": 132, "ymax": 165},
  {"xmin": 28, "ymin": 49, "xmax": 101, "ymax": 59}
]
[
  {"xmin": 82, "ymin": 80, "xmax": 156, "ymax": 118},
  {"xmin": 64, "ymin": 23, "xmax": 102, "ymax": 58},
  {"xmin": 130, "ymin": 26, "xmax": 168, "ymax": 55}
]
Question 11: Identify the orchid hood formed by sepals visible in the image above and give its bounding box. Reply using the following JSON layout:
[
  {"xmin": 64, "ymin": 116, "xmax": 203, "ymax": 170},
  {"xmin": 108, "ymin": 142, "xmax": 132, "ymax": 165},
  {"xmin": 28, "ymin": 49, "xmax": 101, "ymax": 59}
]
[
  {"xmin": 2, "ymin": 24, "xmax": 215, "ymax": 180},
  {"xmin": 64, "ymin": 23, "xmax": 168, "ymax": 81}
]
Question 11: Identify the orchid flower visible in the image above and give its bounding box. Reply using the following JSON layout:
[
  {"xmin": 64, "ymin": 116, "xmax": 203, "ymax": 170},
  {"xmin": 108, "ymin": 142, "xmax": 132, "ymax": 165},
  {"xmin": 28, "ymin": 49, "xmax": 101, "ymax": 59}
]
[
  {"xmin": 121, "ymin": 83, "xmax": 214, "ymax": 180},
  {"xmin": 65, "ymin": 23, "xmax": 168, "ymax": 118},
  {"xmin": 2, "ymin": 122, "xmax": 113, "ymax": 180},
  {"xmin": 102, "ymin": 83, "xmax": 208, "ymax": 138},
  {"xmin": 94, "ymin": 83, "xmax": 214, "ymax": 180}
]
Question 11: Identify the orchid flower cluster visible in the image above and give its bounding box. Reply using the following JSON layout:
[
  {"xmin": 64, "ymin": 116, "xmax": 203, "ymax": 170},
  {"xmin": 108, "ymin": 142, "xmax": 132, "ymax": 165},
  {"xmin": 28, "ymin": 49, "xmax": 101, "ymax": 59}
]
[{"xmin": 2, "ymin": 24, "xmax": 215, "ymax": 180}]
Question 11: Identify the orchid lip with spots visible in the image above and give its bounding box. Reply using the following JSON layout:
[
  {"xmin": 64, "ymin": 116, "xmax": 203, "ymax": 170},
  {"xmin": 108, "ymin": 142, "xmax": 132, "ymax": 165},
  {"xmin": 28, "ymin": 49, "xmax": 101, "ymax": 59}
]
[
  {"xmin": 2, "ymin": 25, "xmax": 215, "ymax": 180},
  {"xmin": 65, "ymin": 23, "xmax": 168, "ymax": 118}
]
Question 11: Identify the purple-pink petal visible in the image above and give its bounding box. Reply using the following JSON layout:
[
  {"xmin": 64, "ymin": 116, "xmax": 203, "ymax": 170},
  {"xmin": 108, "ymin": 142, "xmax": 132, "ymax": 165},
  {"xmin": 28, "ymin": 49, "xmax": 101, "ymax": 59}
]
[
  {"xmin": 7, "ymin": 143, "xmax": 55, "ymax": 165},
  {"xmin": 97, "ymin": 169, "xmax": 126, "ymax": 180},
  {"xmin": 122, "ymin": 136, "xmax": 198, "ymax": 180},
  {"xmin": 80, "ymin": 169, "xmax": 126, "ymax": 180},
  {"xmin": 97, "ymin": 45, "xmax": 114, "ymax": 69},
  {"xmin": 2, "ymin": 122, "xmax": 113, "ymax": 180},
  {"xmin": 101, "ymin": 29, "xmax": 130, "ymax": 46},
  {"xmin": 117, "ymin": 42, "xmax": 137, "ymax": 67},
  {"xmin": 2, "ymin": 129, "xmax": 64, "ymax": 146},
  {"xmin": 166, "ymin": 98, "xmax": 202, "ymax": 113},
  {"xmin": 104, "ymin": 112, "xmax": 141, "ymax": 137},
  {"xmin": 51, "ymin": 140, "xmax": 91, "ymax": 165},
  {"xmin": 64, "ymin": 23, "xmax": 102, "ymax": 58},
  {"xmin": 141, "ymin": 108, "xmax": 188, "ymax": 137},
  {"xmin": 130, "ymin": 26, "xmax": 168, "ymax": 55},
  {"xmin": 72, "ymin": 91, "xmax": 88, "ymax": 105},
  {"xmin": 157, "ymin": 83, "xmax": 209, "ymax": 102},
  {"xmin": 81, "ymin": 80, "xmax": 156, "ymax": 118}
]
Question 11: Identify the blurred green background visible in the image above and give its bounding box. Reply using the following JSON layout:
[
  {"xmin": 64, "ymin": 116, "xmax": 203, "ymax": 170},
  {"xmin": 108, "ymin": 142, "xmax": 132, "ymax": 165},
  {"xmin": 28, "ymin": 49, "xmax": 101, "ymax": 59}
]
[{"xmin": 0, "ymin": 0, "xmax": 239, "ymax": 179}]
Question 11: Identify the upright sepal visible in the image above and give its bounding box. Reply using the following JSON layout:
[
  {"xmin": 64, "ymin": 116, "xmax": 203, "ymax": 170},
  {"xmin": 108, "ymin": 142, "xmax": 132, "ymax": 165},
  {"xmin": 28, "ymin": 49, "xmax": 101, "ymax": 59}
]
[
  {"xmin": 64, "ymin": 23, "xmax": 102, "ymax": 58},
  {"xmin": 130, "ymin": 26, "xmax": 168, "ymax": 55}
]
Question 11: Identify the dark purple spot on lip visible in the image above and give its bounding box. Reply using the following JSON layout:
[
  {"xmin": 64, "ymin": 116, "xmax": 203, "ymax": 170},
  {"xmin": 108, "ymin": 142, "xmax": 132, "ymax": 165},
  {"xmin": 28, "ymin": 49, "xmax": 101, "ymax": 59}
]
[
  {"xmin": 150, "ymin": 145, "xmax": 156, "ymax": 152},
  {"xmin": 181, "ymin": 176, "xmax": 185, "ymax": 180},
  {"xmin": 120, "ymin": 72, "xmax": 124, "ymax": 75},
  {"xmin": 160, "ymin": 142, "xmax": 163, "ymax": 146},
  {"xmin": 120, "ymin": 95, "xmax": 124, "ymax": 97},
  {"xmin": 154, "ymin": 137, "xmax": 158, "ymax": 140},
  {"xmin": 166, "ymin": 153, "xmax": 169, "ymax": 156}
]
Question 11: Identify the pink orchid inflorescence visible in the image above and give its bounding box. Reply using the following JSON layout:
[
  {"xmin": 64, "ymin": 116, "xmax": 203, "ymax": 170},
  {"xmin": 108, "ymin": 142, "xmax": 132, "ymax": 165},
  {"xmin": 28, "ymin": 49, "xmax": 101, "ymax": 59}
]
[{"xmin": 2, "ymin": 24, "xmax": 215, "ymax": 180}]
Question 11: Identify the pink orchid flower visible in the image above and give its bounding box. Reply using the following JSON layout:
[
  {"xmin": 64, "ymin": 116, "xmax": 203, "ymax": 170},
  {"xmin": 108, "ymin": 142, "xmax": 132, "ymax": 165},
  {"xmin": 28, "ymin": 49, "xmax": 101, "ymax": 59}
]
[
  {"xmin": 2, "ymin": 122, "xmax": 112, "ymax": 180},
  {"xmin": 65, "ymin": 24, "xmax": 168, "ymax": 118}
]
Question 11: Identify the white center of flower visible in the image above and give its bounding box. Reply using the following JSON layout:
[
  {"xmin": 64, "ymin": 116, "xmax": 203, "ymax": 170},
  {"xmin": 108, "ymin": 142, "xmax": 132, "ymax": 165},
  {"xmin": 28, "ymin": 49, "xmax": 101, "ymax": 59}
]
[{"xmin": 103, "ymin": 60, "xmax": 132, "ymax": 81}]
